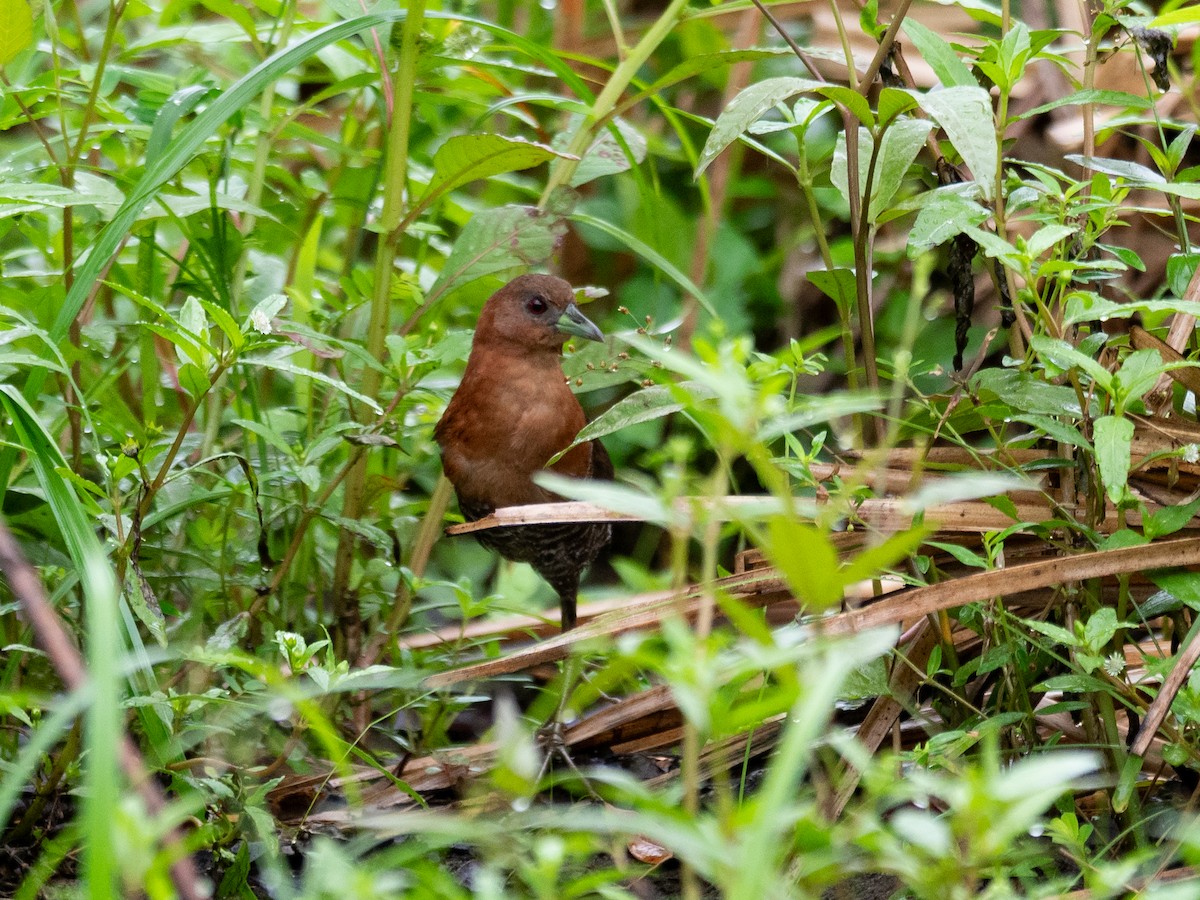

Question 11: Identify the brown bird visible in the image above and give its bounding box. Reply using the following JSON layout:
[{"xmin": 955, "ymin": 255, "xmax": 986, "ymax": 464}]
[{"xmin": 435, "ymin": 274, "xmax": 613, "ymax": 631}]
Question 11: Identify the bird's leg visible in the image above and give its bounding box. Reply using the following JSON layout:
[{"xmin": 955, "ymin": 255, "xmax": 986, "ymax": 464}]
[
  {"xmin": 535, "ymin": 652, "xmax": 601, "ymax": 798},
  {"xmin": 534, "ymin": 582, "xmax": 600, "ymax": 795}
]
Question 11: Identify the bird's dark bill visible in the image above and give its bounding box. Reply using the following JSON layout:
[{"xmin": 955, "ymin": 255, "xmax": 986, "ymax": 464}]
[{"xmin": 555, "ymin": 303, "xmax": 604, "ymax": 343}]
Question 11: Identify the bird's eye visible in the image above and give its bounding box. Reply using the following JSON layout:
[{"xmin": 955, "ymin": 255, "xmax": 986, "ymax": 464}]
[{"xmin": 526, "ymin": 295, "xmax": 548, "ymax": 315}]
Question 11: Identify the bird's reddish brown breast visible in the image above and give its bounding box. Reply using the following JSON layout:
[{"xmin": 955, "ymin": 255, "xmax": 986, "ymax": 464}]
[{"xmin": 435, "ymin": 347, "xmax": 588, "ymax": 509}]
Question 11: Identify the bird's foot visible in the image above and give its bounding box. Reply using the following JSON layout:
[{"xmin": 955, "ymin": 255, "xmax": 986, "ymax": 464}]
[{"xmin": 535, "ymin": 717, "xmax": 601, "ymax": 800}]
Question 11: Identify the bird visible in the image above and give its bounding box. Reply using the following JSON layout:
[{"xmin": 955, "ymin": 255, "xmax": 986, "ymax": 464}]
[{"xmin": 435, "ymin": 273, "xmax": 613, "ymax": 631}]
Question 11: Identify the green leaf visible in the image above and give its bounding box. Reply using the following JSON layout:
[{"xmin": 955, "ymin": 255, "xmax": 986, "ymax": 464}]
[
  {"xmin": 901, "ymin": 19, "xmax": 977, "ymax": 88},
  {"xmin": 1066, "ymin": 153, "xmax": 1164, "ymax": 185},
  {"xmin": 1144, "ymin": 496, "xmax": 1200, "ymax": 540},
  {"xmin": 1094, "ymin": 414, "xmax": 1134, "ymax": 504},
  {"xmin": 1062, "ymin": 293, "xmax": 1200, "ymax": 325},
  {"xmin": 429, "ymin": 205, "xmax": 567, "ymax": 302},
  {"xmin": 973, "ymin": 368, "xmax": 1089, "ymax": 416},
  {"xmin": 806, "ymin": 267, "xmax": 857, "ymax": 310},
  {"xmin": 877, "ymin": 88, "xmax": 918, "ymax": 127},
  {"xmin": 1167, "ymin": 252, "xmax": 1200, "ymax": 297},
  {"xmin": 870, "ymin": 117, "xmax": 933, "ymax": 219},
  {"xmin": 818, "ymin": 85, "xmax": 875, "ymax": 128},
  {"xmin": 904, "ymin": 184, "xmax": 989, "ymax": 254},
  {"xmin": 842, "ymin": 526, "xmax": 931, "ymax": 583},
  {"xmin": 1151, "ymin": 5, "xmax": 1200, "ymax": 26},
  {"xmin": 1029, "ymin": 335, "xmax": 1113, "ymax": 392},
  {"xmin": 423, "ymin": 134, "xmax": 567, "ymax": 204},
  {"xmin": 1113, "ymin": 348, "xmax": 1165, "ymax": 407},
  {"xmin": 696, "ymin": 76, "xmax": 822, "ymax": 176},
  {"xmin": 765, "ymin": 516, "xmax": 842, "ymax": 610},
  {"xmin": 0, "ymin": 0, "xmax": 33, "ymax": 65},
  {"xmin": 1020, "ymin": 88, "xmax": 1153, "ymax": 118},
  {"xmin": 1011, "ymin": 414, "xmax": 1090, "ymax": 450},
  {"xmin": 243, "ymin": 351, "xmax": 383, "ymax": 413},
  {"xmin": 1149, "ymin": 570, "xmax": 1200, "ymax": 611},
  {"xmin": 919, "ymin": 87, "xmax": 998, "ymax": 200},
  {"xmin": 573, "ymin": 382, "xmax": 716, "ymax": 445},
  {"xmin": 556, "ymin": 116, "xmax": 647, "ymax": 187},
  {"xmin": 571, "ymin": 211, "xmax": 719, "ymax": 317}
]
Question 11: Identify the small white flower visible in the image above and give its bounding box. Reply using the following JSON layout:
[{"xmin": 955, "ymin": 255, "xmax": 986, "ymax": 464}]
[
  {"xmin": 1184, "ymin": 444, "xmax": 1200, "ymax": 464},
  {"xmin": 250, "ymin": 309, "xmax": 272, "ymax": 334}
]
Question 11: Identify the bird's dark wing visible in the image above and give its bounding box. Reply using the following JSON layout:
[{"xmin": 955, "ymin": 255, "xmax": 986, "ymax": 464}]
[{"xmin": 589, "ymin": 439, "xmax": 613, "ymax": 482}]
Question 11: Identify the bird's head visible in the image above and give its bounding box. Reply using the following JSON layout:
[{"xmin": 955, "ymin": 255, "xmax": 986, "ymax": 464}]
[{"xmin": 475, "ymin": 274, "xmax": 604, "ymax": 353}]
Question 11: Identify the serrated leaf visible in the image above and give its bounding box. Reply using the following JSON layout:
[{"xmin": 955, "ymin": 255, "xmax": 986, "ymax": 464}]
[
  {"xmin": 423, "ymin": 134, "xmax": 567, "ymax": 203},
  {"xmin": 919, "ymin": 87, "xmax": 998, "ymax": 200},
  {"xmin": 696, "ymin": 76, "xmax": 822, "ymax": 176},
  {"xmin": 429, "ymin": 205, "xmax": 566, "ymax": 301},
  {"xmin": 1094, "ymin": 414, "xmax": 1134, "ymax": 504},
  {"xmin": 555, "ymin": 116, "xmax": 648, "ymax": 187}
]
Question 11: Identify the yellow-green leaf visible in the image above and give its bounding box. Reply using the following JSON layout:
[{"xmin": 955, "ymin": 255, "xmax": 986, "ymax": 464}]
[{"xmin": 0, "ymin": 0, "xmax": 33, "ymax": 66}]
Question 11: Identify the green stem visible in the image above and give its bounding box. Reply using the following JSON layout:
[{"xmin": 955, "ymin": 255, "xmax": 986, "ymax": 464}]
[
  {"xmin": 328, "ymin": 0, "xmax": 426, "ymax": 642},
  {"xmin": 538, "ymin": 0, "xmax": 691, "ymax": 207}
]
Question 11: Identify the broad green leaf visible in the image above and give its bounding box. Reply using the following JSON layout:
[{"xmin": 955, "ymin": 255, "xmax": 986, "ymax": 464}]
[
  {"xmin": 1151, "ymin": 5, "xmax": 1200, "ymax": 26},
  {"xmin": 1062, "ymin": 292, "xmax": 1200, "ymax": 325},
  {"xmin": 242, "ymin": 351, "xmax": 383, "ymax": 413},
  {"xmin": 1094, "ymin": 414, "xmax": 1134, "ymax": 504},
  {"xmin": 423, "ymin": 134, "xmax": 567, "ymax": 204},
  {"xmin": 557, "ymin": 117, "xmax": 647, "ymax": 187},
  {"xmin": 534, "ymin": 472, "xmax": 671, "ymax": 525},
  {"xmin": 1028, "ymin": 335, "xmax": 1113, "ymax": 391},
  {"xmin": 1020, "ymin": 89, "xmax": 1153, "ymax": 118},
  {"xmin": 1066, "ymin": 153, "xmax": 1164, "ymax": 184},
  {"xmin": 870, "ymin": 117, "xmax": 933, "ymax": 219},
  {"xmin": 1023, "ymin": 617, "xmax": 1078, "ymax": 647},
  {"xmin": 1025, "ymin": 223, "xmax": 1076, "ymax": 258},
  {"xmin": 696, "ymin": 76, "xmax": 822, "ymax": 176},
  {"xmin": 842, "ymin": 526, "xmax": 931, "ymax": 583},
  {"xmin": 1082, "ymin": 607, "xmax": 1122, "ymax": 651},
  {"xmin": 904, "ymin": 184, "xmax": 989, "ymax": 254},
  {"xmin": 0, "ymin": 0, "xmax": 33, "ymax": 65},
  {"xmin": 806, "ymin": 267, "xmax": 856, "ymax": 309},
  {"xmin": 901, "ymin": 19, "xmax": 977, "ymax": 87},
  {"xmin": 973, "ymin": 368, "xmax": 1089, "ymax": 417},
  {"xmin": 1113, "ymin": 348, "xmax": 1165, "ymax": 407},
  {"xmin": 197, "ymin": 297, "xmax": 243, "ymax": 352},
  {"xmin": 573, "ymin": 382, "xmax": 717, "ymax": 445},
  {"xmin": 818, "ymin": 85, "xmax": 875, "ymax": 128},
  {"xmin": 1167, "ymin": 252, "xmax": 1200, "ymax": 297},
  {"xmin": 765, "ymin": 516, "xmax": 842, "ymax": 609},
  {"xmin": 919, "ymin": 87, "xmax": 998, "ymax": 200},
  {"xmin": 0, "ymin": 175, "xmax": 124, "ymax": 214},
  {"xmin": 1012, "ymin": 414, "xmax": 1090, "ymax": 449},
  {"xmin": 1144, "ymin": 496, "xmax": 1200, "ymax": 540},
  {"xmin": 1149, "ymin": 570, "xmax": 1200, "ymax": 610},
  {"xmin": 429, "ymin": 205, "xmax": 566, "ymax": 301},
  {"xmin": 877, "ymin": 87, "xmax": 918, "ymax": 127}
]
